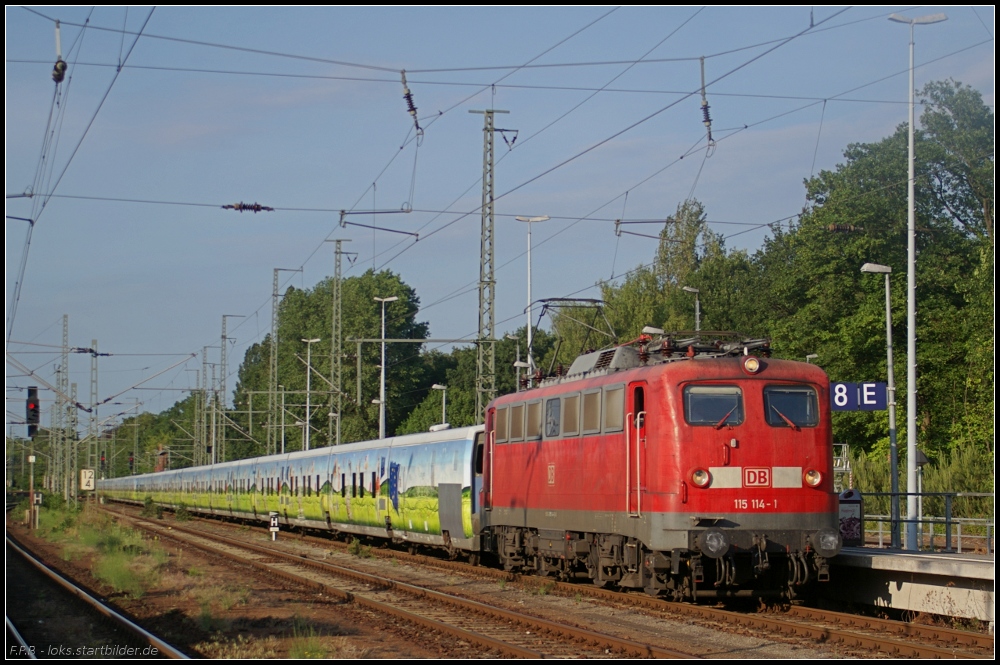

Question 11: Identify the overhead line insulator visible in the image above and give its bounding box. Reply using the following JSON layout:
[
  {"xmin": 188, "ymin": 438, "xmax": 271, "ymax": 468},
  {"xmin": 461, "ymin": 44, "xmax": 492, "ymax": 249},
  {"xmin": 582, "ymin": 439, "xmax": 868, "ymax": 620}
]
[
  {"xmin": 222, "ymin": 202, "xmax": 274, "ymax": 213},
  {"xmin": 401, "ymin": 70, "xmax": 423, "ymax": 140}
]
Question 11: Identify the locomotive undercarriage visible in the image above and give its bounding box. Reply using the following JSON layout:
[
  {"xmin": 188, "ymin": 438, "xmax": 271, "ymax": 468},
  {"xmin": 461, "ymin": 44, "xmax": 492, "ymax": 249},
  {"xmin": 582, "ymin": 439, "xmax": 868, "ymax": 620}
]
[{"xmin": 489, "ymin": 526, "xmax": 831, "ymax": 601}]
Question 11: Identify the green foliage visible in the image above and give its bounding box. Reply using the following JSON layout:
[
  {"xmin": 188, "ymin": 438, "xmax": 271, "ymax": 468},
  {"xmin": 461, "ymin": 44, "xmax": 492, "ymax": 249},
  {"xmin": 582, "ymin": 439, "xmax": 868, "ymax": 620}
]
[
  {"xmin": 850, "ymin": 445, "xmax": 994, "ymax": 521},
  {"xmin": 289, "ymin": 618, "xmax": 328, "ymax": 659},
  {"xmin": 233, "ymin": 269, "xmax": 431, "ymax": 448},
  {"xmin": 552, "ymin": 79, "xmax": 992, "ymax": 494},
  {"xmin": 93, "ymin": 551, "xmax": 149, "ymax": 598},
  {"xmin": 397, "ymin": 328, "xmax": 557, "ymax": 433},
  {"xmin": 347, "ymin": 537, "xmax": 373, "ymax": 558},
  {"xmin": 175, "ymin": 504, "xmax": 192, "ymax": 521},
  {"xmin": 141, "ymin": 495, "xmax": 163, "ymax": 519}
]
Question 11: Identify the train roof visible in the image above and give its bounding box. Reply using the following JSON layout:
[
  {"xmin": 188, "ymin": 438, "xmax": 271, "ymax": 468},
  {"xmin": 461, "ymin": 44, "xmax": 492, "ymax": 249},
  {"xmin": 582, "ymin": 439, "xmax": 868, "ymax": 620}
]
[
  {"xmin": 490, "ymin": 333, "xmax": 827, "ymax": 407},
  {"xmin": 101, "ymin": 424, "xmax": 485, "ymax": 482}
]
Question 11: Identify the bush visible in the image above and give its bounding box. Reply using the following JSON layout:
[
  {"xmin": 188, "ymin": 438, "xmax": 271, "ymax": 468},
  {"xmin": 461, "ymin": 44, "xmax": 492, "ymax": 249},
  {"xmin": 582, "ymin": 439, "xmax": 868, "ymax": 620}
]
[
  {"xmin": 175, "ymin": 504, "xmax": 191, "ymax": 522},
  {"xmin": 140, "ymin": 495, "xmax": 163, "ymax": 519}
]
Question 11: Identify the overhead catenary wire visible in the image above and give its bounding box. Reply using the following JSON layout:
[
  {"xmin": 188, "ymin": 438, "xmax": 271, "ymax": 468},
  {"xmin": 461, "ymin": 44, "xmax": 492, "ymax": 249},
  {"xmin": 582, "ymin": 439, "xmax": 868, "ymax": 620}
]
[
  {"xmin": 6, "ymin": 7, "xmax": 155, "ymax": 348},
  {"xmin": 6, "ymin": 7, "xmax": 988, "ymax": 425}
]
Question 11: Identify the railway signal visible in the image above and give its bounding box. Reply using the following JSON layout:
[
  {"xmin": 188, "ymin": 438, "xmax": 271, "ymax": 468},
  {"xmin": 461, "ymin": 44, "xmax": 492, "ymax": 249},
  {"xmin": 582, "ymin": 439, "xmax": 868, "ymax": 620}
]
[{"xmin": 26, "ymin": 386, "xmax": 40, "ymax": 438}]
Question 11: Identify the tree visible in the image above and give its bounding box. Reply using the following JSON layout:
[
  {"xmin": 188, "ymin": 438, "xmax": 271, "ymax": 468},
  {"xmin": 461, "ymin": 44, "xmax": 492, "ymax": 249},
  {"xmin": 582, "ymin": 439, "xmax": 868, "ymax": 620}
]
[{"xmin": 232, "ymin": 269, "xmax": 430, "ymax": 450}]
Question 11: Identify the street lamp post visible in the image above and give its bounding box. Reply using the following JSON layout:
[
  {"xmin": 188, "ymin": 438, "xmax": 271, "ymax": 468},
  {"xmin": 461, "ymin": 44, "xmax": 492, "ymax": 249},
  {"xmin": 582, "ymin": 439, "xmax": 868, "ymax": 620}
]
[
  {"xmin": 888, "ymin": 11, "xmax": 947, "ymax": 551},
  {"xmin": 301, "ymin": 338, "xmax": 321, "ymax": 451},
  {"xmin": 432, "ymin": 384, "xmax": 447, "ymax": 425},
  {"xmin": 682, "ymin": 286, "xmax": 700, "ymax": 332},
  {"xmin": 515, "ymin": 215, "xmax": 549, "ymax": 383},
  {"xmin": 862, "ymin": 262, "xmax": 901, "ymax": 549},
  {"xmin": 374, "ymin": 296, "xmax": 399, "ymax": 439}
]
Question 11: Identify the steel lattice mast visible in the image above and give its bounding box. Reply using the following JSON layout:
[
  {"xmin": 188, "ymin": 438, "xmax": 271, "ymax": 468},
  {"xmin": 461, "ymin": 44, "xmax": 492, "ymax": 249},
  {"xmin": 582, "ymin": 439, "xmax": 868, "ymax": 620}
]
[{"xmin": 470, "ymin": 109, "xmax": 508, "ymax": 423}]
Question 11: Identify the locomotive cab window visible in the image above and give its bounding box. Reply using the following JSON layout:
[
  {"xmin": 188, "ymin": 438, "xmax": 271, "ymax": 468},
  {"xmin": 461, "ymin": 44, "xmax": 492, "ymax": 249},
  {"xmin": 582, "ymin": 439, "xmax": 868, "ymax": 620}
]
[
  {"xmin": 544, "ymin": 398, "xmax": 561, "ymax": 438},
  {"xmin": 582, "ymin": 390, "xmax": 601, "ymax": 435},
  {"xmin": 495, "ymin": 406, "xmax": 508, "ymax": 443},
  {"xmin": 684, "ymin": 385, "xmax": 744, "ymax": 426},
  {"xmin": 764, "ymin": 385, "xmax": 819, "ymax": 428},
  {"xmin": 509, "ymin": 403, "xmax": 525, "ymax": 441},
  {"xmin": 526, "ymin": 401, "xmax": 542, "ymax": 440},
  {"xmin": 603, "ymin": 385, "xmax": 624, "ymax": 432},
  {"xmin": 562, "ymin": 394, "xmax": 580, "ymax": 437}
]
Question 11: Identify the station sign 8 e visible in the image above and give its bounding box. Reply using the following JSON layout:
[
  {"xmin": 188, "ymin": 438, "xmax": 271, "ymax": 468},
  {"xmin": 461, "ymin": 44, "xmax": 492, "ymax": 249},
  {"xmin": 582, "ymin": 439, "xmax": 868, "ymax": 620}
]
[{"xmin": 831, "ymin": 382, "xmax": 887, "ymax": 411}]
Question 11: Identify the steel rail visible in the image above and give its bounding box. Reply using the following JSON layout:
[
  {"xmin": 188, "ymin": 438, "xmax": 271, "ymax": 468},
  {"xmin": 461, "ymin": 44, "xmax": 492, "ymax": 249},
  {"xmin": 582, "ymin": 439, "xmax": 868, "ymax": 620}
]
[
  {"xmin": 5, "ymin": 535, "xmax": 189, "ymax": 659},
  {"xmin": 128, "ymin": 515, "xmax": 696, "ymax": 658}
]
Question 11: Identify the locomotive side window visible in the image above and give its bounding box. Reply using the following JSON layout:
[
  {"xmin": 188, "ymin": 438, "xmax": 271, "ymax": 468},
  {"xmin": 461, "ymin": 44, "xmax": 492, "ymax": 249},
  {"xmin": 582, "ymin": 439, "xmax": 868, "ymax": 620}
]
[
  {"xmin": 544, "ymin": 398, "xmax": 561, "ymax": 438},
  {"xmin": 526, "ymin": 401, "xmax": 542, "ymax": 440},
  {"xmin": 603, "ymin": 385, "xmax": 625, "ymax": 432},
  {"xmin": 509, "ymin": 403, "xmax": 525, "ymax": 441},
  {"xmin": 684, "ymin": 385, "xmax": 744, "ymax": 426},
  {"xmin": 582, "ymin": 390, "xmax": 601, "ymax": 434},
  {"xmin": 496, "ymin": 406, "xmax": 508, "ymax": 443},
  {"xmin": 764, "ymin": 385, "xmax": 819, "ymax": 428},
  {"xmin": 563, "ymin": 394, "xmax": 580, "ymax": 436}
]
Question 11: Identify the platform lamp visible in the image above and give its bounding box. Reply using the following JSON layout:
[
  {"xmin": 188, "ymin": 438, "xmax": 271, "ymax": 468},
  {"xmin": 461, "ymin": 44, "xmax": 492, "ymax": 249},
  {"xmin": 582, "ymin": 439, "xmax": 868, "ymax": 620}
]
[
  {"xmin": 682, "ymin": 286, "xmax": 700, "ymax": 333},
  {"xmin": 861, "ymin": 262, "xmax": 900, "ymax": 549},
  {"xmin": 431, "ymin": 384, "xmax": 447, "ymax": 425}
]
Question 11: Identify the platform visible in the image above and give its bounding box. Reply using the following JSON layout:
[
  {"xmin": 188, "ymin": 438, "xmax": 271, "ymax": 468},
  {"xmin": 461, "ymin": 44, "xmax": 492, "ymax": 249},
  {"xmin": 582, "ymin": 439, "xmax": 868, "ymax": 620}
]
[{"xmin": 828, "ymin": 547, "xmax": 994, "ymax": 631}]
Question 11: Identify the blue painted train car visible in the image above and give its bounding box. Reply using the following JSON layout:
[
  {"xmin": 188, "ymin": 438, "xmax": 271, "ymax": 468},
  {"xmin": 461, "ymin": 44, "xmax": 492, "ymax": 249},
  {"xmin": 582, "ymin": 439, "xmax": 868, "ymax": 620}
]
[{"xmin": 99, "ymin": 425, "xmax": 486, "ymax": 553}]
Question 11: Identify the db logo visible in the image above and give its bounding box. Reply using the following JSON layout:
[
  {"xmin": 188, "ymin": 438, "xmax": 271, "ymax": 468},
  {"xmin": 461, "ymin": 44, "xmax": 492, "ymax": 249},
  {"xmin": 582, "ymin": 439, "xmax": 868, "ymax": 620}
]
[{"xmin": 743, "ymin": 468, "xmax": 771, "ymax": 487}]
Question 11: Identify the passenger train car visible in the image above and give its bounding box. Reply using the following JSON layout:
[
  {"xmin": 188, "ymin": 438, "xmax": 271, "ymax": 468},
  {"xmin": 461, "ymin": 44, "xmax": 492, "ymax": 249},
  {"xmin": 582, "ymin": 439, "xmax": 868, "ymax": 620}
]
[
  {"xmin": 482, "ymin": 334, "xmax": 841, "ymax": 600},
  {"xmin": 100, "ymin": 426, "xmax": 485, "ymax": 553},
  {"xmin": 100, "ymin": 333, "xmax": 840, "ymax": 601}
]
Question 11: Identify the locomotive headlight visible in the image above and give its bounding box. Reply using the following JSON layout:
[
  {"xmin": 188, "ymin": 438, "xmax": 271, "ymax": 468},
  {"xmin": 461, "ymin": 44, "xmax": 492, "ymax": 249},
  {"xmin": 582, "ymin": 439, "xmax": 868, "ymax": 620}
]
[
  {"xmin": 811, "ymin": 528, "xmax": 841, "ymax": 558},
  {"xmin": 804, "ymin": 469, "xmax": 822, "ymax": 487},
  {"xmin": 691, "ymin": 468, "xmax": 711, "ymax": 488},
  {"xmin": 742, "ymin": 356, "xmax": 761, "ymax": 374},
  {"xmin": 697, "ymin": 528, "xmax": 729, "ymax": 559}
]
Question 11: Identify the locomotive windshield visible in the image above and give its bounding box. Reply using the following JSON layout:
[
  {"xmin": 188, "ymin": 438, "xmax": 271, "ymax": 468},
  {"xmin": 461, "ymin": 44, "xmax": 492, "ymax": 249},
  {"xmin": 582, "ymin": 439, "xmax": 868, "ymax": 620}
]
[
  {"xmin": 764, "ymin": 385, "xmax": 819, "ymax": 427},
  {"xmin": 684, "ymin": 385, "xmax": 744, "ymax": 427}
]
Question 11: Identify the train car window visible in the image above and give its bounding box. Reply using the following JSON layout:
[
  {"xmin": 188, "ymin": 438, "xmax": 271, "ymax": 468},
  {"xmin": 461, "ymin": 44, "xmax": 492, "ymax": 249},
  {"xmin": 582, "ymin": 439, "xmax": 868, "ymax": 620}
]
[
  {"xmin": 496, "ymin": 405, "xmax": 508, "ymax": 443},
  {"xmin": 509, "ymin": 403, "xmax": 525, "ymax": 441},
  {"xmin": 526, "ymin": 401, "xmax": 542, "ymax": 439},
  {"xmin": 544, "ymin": 398, "xmax": 561, "ymax": 438},
  {"xmin": 684, "ymin": 385, "xmax": 744, "ymax": 426},
  {"xmin": 764, "ymin": 385, "xmax": 819, "ymax": 428},
  {"xmin": 562, "ymin": 394, "xmax": 580, "ymax": 436},
  {"xmin": 582, "ymin": 390, "xmax": 601, "ymax": 434},
  {"xmin": 371, "ymin": 472, "xmax": 377, "ymax": 496},
  {"xmin": 353, "ymin": 473, "xmax": 358, "ymax": 498},
  {"xmin": 341, "ymin": 473, "xmax": 346, "ymax": 498},
  {"xmin": 603, "ymin": 385, "xmax": 625, "ymax": 432}
]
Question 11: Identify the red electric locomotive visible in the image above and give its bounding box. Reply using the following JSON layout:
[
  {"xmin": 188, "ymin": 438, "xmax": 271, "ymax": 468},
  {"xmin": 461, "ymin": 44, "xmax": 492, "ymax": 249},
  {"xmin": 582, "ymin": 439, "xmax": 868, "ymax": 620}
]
[{"xmin": 480, "ymin": 333, "xmax": 841, "ymax": 600}]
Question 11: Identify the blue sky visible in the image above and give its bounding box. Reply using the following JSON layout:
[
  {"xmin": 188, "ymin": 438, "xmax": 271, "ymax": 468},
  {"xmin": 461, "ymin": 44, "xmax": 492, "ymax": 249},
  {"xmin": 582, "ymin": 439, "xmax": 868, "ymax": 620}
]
[{"xmin": 5, "ymin": 6, "xmax": 994, "ymax": 429}]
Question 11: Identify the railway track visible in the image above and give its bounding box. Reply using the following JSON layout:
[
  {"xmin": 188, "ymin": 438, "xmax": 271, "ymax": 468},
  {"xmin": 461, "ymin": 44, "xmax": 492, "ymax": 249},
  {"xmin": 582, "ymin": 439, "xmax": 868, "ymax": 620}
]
[
  {"xmin": 120, "ymin": 512, "xmax": 698, "ymax": 659},
  {"xmin": 108, "ymin": 504, "xmax": 991, "ymax": 660},
  {"xmin": 5, "ymin": 534, "xmax": 188, "ymax": 660}
]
